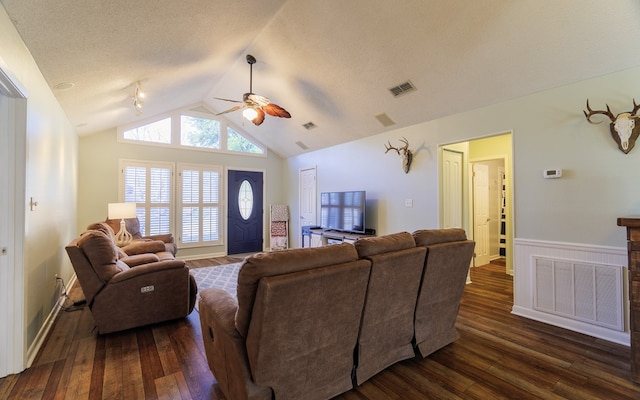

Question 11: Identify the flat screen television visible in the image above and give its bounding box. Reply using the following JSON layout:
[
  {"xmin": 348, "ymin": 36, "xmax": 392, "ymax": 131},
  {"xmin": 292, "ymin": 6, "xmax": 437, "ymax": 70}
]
[{"xmin": 320, "ymin": 190, "xmax": 366, "ymax": 234}]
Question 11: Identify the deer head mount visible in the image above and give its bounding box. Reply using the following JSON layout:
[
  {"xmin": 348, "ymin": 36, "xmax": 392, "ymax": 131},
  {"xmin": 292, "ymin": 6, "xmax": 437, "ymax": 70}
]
[
  {"xmin": 583, "ymin": 99, "xmax": 640, "ymax": 154},
  {"xmin": 385, "ymin": 137, "xmax": 413, "ymax": 173}
]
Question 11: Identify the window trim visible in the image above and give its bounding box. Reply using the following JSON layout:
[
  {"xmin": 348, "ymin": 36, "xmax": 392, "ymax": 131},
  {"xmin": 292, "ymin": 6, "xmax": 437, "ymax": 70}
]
[{"xmin": 117, "ymin": 103, "xmax": 267, "ymax": 157}]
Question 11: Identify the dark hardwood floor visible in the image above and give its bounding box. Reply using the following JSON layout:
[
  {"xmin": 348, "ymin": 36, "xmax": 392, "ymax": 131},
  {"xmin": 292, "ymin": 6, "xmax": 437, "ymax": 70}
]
[{"xmin": 2, "ymin": 258, "xmax": 639, "ymax": 399}]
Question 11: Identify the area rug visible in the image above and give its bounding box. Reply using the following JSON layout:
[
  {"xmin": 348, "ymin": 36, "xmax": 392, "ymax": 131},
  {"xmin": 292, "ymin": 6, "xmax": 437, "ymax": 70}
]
[{"xmin": 190, "ymin": 263, "xmax": 241, "ymax": 311}]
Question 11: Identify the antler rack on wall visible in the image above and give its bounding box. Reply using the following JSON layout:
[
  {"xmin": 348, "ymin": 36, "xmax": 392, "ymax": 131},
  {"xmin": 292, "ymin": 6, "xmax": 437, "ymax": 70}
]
[
  {"xmin": 384, "ymin": 137, "xmax": 413, "ymax": 173},
  {"xmin": 583, "ymin": 98, "xmax": 640, "ymax": 154}
]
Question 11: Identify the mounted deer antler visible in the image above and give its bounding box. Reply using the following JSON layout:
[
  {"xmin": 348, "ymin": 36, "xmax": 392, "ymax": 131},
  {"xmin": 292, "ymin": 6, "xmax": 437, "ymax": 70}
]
[
  {"xmin": 385, "ymin": 137, "xmax": 413, "ymax": 173},
  {"xmin": 583, "ymin": 100, "xmax": 616, "ymax": 124},
  {"xmin": 583, "ymin": 99, "xmax": 640, "ymax": 154}
]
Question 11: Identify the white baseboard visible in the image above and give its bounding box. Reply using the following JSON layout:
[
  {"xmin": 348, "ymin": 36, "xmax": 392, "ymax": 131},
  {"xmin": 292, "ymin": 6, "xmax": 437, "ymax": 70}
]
[
  {"xmin": 177, "ymin": 251, "xmax": 227, "ymax": 261},
  {"xmin": 26, "ymin": 274, "xmax": 78, "ymax": 367},
  {"xmin": 512, "ymin": 305, "xmax": 630, "ymax": 346}
]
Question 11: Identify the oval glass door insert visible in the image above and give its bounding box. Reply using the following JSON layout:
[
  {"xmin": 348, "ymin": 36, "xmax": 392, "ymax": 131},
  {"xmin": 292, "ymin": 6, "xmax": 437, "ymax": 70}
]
[{"xmin": 238, "ymin": 180, "xmax": 254, "ymax": 220}]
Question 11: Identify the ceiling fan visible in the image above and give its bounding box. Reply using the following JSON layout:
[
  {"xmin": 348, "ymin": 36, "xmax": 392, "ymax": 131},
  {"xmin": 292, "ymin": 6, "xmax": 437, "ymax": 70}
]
[{"xmin": 214, "ymin": 54, "xmax": 291, "ymax": 126}]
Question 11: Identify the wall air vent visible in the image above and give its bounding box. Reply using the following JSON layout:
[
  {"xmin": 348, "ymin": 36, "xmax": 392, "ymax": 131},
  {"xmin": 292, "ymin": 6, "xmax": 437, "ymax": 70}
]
[
  {"xmin": 296, "ymin": 141, "xmax": 309, "ymax": 150},
  {"xmin": 302, "ymin": 121, "xmax": 317, "ymax": 130},
  {"xmin": 389, "ymin": 81, "xmax": 416, "ymax": 97}
]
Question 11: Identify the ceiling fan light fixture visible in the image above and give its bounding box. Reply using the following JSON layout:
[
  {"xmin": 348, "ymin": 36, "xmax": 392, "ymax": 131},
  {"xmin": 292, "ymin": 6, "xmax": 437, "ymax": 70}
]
[
  {"xmin": 213, "ymin": 55, "xmax": 291, "ymax": 126},
  {"xmin": 243, "ymin": 107, "xmax": 258, "ymax": 121}
]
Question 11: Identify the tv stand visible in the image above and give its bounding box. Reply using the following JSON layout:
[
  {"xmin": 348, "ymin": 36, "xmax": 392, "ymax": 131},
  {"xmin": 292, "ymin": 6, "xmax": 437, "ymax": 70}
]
[{"xmin": 301, "ymin": 226, "xmax": 376, "ymax": 247}]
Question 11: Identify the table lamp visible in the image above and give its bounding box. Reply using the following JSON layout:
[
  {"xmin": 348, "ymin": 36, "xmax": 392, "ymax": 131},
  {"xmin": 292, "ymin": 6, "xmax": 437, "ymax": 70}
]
[{"xmin": 108, "ymin": 202, "xmax": 137, "ymax": 247}]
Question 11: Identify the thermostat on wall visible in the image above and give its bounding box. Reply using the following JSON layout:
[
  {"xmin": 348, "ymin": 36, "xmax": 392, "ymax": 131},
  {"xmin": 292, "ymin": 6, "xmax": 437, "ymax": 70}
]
[{"xmin": 543, "ymin": 169, "xmax": 562, "ymax": 179}]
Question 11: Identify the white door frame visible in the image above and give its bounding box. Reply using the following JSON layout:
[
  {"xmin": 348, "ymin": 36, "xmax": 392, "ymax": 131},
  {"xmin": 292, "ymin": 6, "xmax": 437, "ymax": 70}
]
[{"xmin": 0, "ymin": 64, "xmax": 27, "ymax": 377}]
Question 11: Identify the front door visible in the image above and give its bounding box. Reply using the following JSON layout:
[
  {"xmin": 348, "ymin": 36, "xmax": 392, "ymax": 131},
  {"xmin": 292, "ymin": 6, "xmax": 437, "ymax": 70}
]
[{"xmin": 227, "ymin": 170, "xmax": 264, "ymax": 255}]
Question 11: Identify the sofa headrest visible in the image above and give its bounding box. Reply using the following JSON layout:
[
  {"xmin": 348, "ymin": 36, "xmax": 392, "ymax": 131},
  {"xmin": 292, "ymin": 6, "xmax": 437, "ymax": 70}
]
[
  {"xmin": 87, "ymin": 222, "xmax": 115, "ymax": 238},
  {"xmin": 77, "ymin": 230, "xmax": 128, "ymax": 282},
  {"xmin": 412, "ymin": 228, "xmax": 468, "ymax": 246},
  {"xmin": 354, "ymin": 231, "xmax": 415, "ymax": 258},
  {"xmin": 87, "ymin": 222, "xmax": 127, "ymax": 259},
  {"xmin": 104, "ymin": 217, "xmax": 142, "ymax": 239},
  {"xmin": 235, "ymin": 243, "xmax": 360, "ymax": 337},
  {"xmin": 121, "ymin": 240, "xmax": 167, "ymax": 256}
]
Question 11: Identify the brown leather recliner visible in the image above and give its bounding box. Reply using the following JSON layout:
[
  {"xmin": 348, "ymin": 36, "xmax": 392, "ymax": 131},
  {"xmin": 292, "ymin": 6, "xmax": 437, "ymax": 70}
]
[
  {"xmin": 412, "ymin": 228, "xmax": 475, "ymax": 357},
  {"xmin": 65, "ymin": 228, "xmax": 196, "ymax": 334},
  {"xmin": 352, "ymin": 232, "xmax": 427, "ymax": 385},
  {"xmin": 199, "ymin": 244, "xmax": 372, "ymax": 400},
  {"xmin": 104, "ymin": 217, "xmax": 177, "ymax": 255}
]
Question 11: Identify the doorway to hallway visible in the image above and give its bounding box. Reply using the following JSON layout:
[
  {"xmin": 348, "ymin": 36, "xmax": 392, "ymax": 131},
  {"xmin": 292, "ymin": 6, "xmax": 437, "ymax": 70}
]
[{"xmin": 439, "ymin": 132, "xmax": 513, "ymax": 275}]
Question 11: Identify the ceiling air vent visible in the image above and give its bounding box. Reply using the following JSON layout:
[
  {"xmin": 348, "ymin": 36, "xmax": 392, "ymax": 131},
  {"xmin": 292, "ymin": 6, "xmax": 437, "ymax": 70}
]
[
  {"xmin": 296, "ymin": 141, "xmax": 309, "ymax": 150},
  {"xmin": 375, "ymin": 113, "xmax": 396, "ymax": 127},
  {"xmin": 302, "ymin": 121, "xmax": 317, "ymax": 130},
  {"xmin": 389, "ymin": 81, "xmax": 416, "ymax": 97}
]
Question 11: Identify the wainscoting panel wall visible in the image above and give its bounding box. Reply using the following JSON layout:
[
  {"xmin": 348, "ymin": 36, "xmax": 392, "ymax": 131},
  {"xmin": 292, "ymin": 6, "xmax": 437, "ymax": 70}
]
[
  {"xmin": 533, "ymin": 256, "xmax": 623, "ymax": 331},
  {"xmin": 513, "ymin": 238, "xmax": 629, "ymax": 345}
]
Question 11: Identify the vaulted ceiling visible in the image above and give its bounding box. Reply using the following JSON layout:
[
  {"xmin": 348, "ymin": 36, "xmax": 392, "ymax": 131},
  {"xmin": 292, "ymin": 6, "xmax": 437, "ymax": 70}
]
[{"xmin": 3, "ymin": 0, "xmax": 640, "ymax": 158}]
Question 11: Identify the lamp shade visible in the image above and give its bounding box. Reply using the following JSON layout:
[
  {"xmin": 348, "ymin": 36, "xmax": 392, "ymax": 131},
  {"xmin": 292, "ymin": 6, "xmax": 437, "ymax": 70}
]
[{"xmin": 108, "ymin": 203, "xmax": 137, "ymax": 220}]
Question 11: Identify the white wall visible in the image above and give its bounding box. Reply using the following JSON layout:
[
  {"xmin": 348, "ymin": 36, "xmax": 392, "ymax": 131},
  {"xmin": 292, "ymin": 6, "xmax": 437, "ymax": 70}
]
[
  {"xmin": 0, "ymin": 5, "xmax": 78, "ymax": 370},
  {"xmin": 78, "ymin": 128, "xmax": 286, "ymax": 259},
  {"xmin": 286, "ymin": 66, "xmax": 640, "ymax": 344},
  {"xmin": 287, "ymin": 67, "xmax": 640, "ymax": 247}
]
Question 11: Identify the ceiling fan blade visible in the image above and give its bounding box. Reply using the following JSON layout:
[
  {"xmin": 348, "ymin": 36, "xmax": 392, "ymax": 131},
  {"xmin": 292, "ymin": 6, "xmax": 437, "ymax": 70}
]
[
  {"xmin": 263, "ymin": 103, "xmax": 291, "ymax": 119},
  {"xmin": 215, "ymin": 105, "xmax": 245, "ymax": 116},
  {"xmin": 213, "ymin": 97, "xmax": 243, "ymax": 103},
  {"xmin": 252, "ymin": 108, "xmax": 265, "ymax": 126},
  {"xmin": 246, "ymin": 93, "xmax": 271, "ymax": 107}
]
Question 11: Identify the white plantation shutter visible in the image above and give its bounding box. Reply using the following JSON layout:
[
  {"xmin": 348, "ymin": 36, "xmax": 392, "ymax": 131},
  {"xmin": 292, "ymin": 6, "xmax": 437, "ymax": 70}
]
[
  {"xmin": 178, "ymin": 164, "xmax": 222, "ymax": 247},
  {"xmin": 121, "ymin": 161, "xmax": 173, "ymax": 236},
  {"xmin": 182, "ymin": 169, "xmax": 199, "ymax": 243},
  {"xmin": 202, "ymin": 170, "xmax": 220, "ymax": 241},
  {"xmin": 149, "ymin": 167, "xmax": 171, "ymax": 235}
]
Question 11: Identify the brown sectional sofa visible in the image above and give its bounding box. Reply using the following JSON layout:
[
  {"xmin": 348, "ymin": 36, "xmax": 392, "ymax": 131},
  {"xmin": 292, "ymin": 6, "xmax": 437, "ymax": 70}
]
[
  {"xmin": 65, "ymin": 222, "xmax": 196, "ymax": 334},
  {"xmin": 198, "ymin": 228, "xmax": 474, "ymax": 400}
]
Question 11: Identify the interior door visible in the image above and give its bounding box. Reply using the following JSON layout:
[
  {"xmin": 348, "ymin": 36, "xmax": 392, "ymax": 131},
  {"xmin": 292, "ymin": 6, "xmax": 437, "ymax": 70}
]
[
  {"xmin": 473, "ymin": 163, "xmax": 490, "ymax": 266},
  {"xmin": 299, "ymin": 167, "xmax": 317, "ymax": 227},
  {"xmin": 0, "ymin": 68, "xmax": 26, "ymax": 377},
  {"xmin": 442, "ymin": 149, "xmax": 463, "ymax": 228},
  {"xmin": 227, "ymin": 170, "xmax": 264, "ymax": 255},
  {"xmin": 0, "ymin": 88, "xmax": 10, "ymax": 378}
]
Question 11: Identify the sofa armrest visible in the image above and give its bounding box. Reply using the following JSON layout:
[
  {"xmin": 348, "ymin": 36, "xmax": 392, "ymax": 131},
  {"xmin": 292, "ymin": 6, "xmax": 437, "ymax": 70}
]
[
  {"xmin": 110, "ymin": 259, "xmax": 186, "ymax": 283},
  {"xmin": 200, "ymin": 288, "xmax": 239, "ymax": 333},
  {"xmin": 199, "ymin": 288, "xmax": 272, "ymax": 400},
  {"xmin": 120, "ymin": 253, "xmax": 159, "ymax": 267}
]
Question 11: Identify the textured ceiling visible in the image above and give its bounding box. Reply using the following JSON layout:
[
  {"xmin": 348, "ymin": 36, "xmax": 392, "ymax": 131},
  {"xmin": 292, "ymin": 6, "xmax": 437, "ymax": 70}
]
[{"xmin": 2, "ymin": 0, "xmax": 640, "ymax": 158}]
